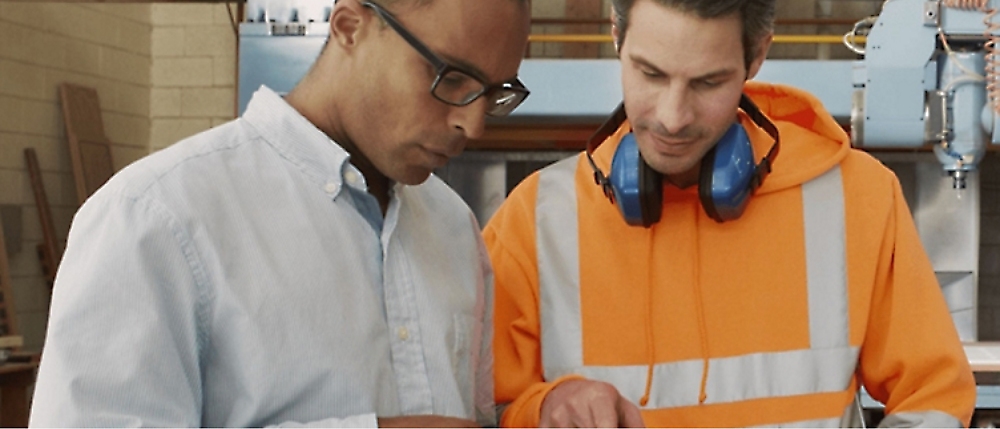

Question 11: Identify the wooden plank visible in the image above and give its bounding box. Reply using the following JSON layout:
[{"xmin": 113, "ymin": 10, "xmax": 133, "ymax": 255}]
[
  {"xmin": 59, "ymin": 83, "xmax": 116, "ymax": 206},
  {"xmin": 23, "ymin": 149, "xmax": 61, "ymax": 290}
]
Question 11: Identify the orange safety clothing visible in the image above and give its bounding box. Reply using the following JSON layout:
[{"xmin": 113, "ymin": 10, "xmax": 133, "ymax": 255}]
[{"xmin": 485, "ymin": 81, "xmax": 976, "ymax": 428}]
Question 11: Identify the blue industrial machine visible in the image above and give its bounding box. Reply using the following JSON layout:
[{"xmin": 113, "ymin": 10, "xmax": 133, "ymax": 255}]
[{"xmin": 855, "ymin": 0, "xmax": 1000, "ymax": 189}]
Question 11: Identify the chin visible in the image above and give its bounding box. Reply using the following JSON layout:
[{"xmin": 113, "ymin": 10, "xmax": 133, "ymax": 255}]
[{"xmin": 397, "ymin": 170, "xmax": 433, "ymax": 186}]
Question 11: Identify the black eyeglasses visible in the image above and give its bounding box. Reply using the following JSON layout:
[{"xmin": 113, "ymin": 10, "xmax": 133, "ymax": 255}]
[{"xmin": 362, "ymin": 1, "xmax": 530, "ymax": 117}]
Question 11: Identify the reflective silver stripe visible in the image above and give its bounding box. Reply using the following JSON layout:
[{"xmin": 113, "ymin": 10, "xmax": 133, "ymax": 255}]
[
  {"xmin": 754, "ymin": 398, "xmax": 861, "ymax": 427},
  {"xmin": 803, "ymin": 166, "xmax": 849, "ymax": 349},
  {"xmin": 536, "ymin": 156, "xmax": 585, "ymax": 377},
  {"xmin": 547, "ymin": 347, "xmax": 858, "ymax": 408},
  {"xmin": 536, "ymin": 161, "xmax": 854, "ymax": 407},
  {"xmin": 753, "ymin": 416, "xmax": 842, "ymax": 428},
  {"xmin": 879, "ymin": 411, "xmax": 963, "ymax": 428}
]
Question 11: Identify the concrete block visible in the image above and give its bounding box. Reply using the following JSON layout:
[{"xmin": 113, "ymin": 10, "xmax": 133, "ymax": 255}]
[
  {"xmin": 532, "ymin": 0, "xmax": 565, "ymax": 18},
  {"xmin": 0, "ymin": 60, "xmax": 46, "ymax": 101},
  {"xmin": 17, "ymin": 310, "xmax": 49, "ymax": 352},
  {"xmin": 0, "ymin": 3, "xmax": 46, "ymax": 31},
  {"xmin": 214, "ymin": 3, "xmax": 240, "ymax": 26},
  {"xmin": 151, "ymin": 57, "xmax": 213, "ymax": 87},
  {"xmin": 110, "ymin": 146, "xmax": 149, "ymax": 172},
  {"xmin": 22, "ymin": 135, "xmax": 67, "ymax": 173},
  {"xmin": 152, "ymin": 27, "xmax": 185, "ymax": 58},
  {"xmin": 117, "ymin": 83, "xmax": 150, "ymax": 117},
  {"xmin": 212, "ymin": 117, "xmax": 234, "ymax": 128},
  {"xmin": 116, "ymin": 19, "xmax": 152, "ymax": 56},
  {"xmin": 21, "ymin": 100, "xmax": 61, "ymax": 138},
  {"xmin": 181, "ymin": 87, "xmax": 234, "ymax": 117},
  {"xmin": 10, "ymin": 275, "xmax": 49, "ymax": 313},
  {"xmin": 184, "ymin": 25, "xmax": 236, "ymax": 58},
  {"xmin": 68, "ymin": 7, "xmax": 119, "ymax": 47},
  {"xmin": 0, "ymin": 169, "xmax": 23, "ymax": 205},
  {"xmin": 24, "ymin": 30, "xmax": 67, "ymax": 70},
  {"xmin": 103, "ymin": 112, "xmax": 150, "ymax": 149},
  {"xmin": 44, "ymin": 70, "xmax": 99, "ymax": 105},
  {"xmin": 7, "ymin": 236, "xmax": 41, "ymax": 277},
  {"xmin": 51, "ymin": 204, "xmax": 75, "ymax": 238},
  {"xmin": 150, "ymin": 88, "xmax": 181, "ymax": 117},
  {"xmin": 88, "ymin": 11, "xmax": 122, "ymax": 48},
  {"xmin": 64, "ymin": 40, "xmax": 102, "ymax": 77},
  {"xmin": 37, "ymin": 171, "xmax": 65, "ymax": 212},
  {"xmin": 0, "ymin": 134, "xmax": 23, "ymax": 169},
  {"xmin": 100, "ymin": 48, "xmax": 151, "ymax": 87},
  {"xmin": 151, "ymin": 4, "xmax": 215, "ymax": 27},
  {"xmin": 0, "ymin": 96, "xmax": 24, "ymax": 133},
  {"xmin": 150, "ymin": 118, "xmax": 210, "ymax": 150},
  {"xmin": 0, "ymin": 204, "xmax": 22, "ymax": 255},
  {"xmin": 97, "ymin": 3, "xmax": 152, "ymax": 25},
  {"xmin": 93, "ymin": 78, "xmax": 119, "ymax": 114},
  {"xmin": 0, "ymin": 21, "xmax": 30, "ymax": 62},
  {"xmin": 214, "ymin": 56, "xmax": 236, "ymax": 87},
  {"xmin": 43, "ymin": 3, "xmax": 83, "ymax": 40}
]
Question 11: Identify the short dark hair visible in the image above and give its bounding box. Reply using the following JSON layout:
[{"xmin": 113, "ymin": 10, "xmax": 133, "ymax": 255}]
[{"xmin": 611, "ymin": 0, "xmax": 775, "ymax": 69}]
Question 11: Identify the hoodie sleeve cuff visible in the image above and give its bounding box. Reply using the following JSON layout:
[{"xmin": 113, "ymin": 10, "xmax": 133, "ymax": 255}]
[{"xmin": 501, "ymin": 374, "xmax": 587, "ymax": 427}]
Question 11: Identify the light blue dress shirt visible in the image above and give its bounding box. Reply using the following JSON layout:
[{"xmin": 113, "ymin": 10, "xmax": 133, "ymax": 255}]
[{"xmin": 29, "ymin": 86, "xmax": 495, "ymax": 427}]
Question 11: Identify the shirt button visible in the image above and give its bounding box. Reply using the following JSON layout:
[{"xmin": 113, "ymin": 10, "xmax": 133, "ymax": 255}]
[
  {"xmin": 397, "ymin": 327, "xmax": 409, "ymax": 341},
  {"xmin": 324, "ymin": 182, "xmax": 337, "ymax": 193},
  {"xmin": 344, "ymin": 170, "xmax": 359, "ymax": 185}
]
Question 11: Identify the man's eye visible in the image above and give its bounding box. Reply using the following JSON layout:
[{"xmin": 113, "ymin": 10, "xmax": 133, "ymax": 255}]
[
  {"xmin": 640, "ymin": 68, "xmax": 661, "ymax": 78},
  {"xmin": 696, "ymin": 79, "xmax": 721, "ymax": 89}
]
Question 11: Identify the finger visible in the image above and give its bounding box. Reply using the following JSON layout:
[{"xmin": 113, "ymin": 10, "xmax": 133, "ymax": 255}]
[
  {"xmin": 590, "ymin": 399, "xmax": 620, "ymax": 428},
  {"xmin": 617, "ymin": 397, "xmax": 646, "ymax": 428}
]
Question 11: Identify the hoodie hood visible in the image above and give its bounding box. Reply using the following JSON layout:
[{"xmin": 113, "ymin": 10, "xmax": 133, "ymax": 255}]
[
  {"xmin": 593, "ymin": 81, "xmax": 851, "ymax": 196},
  {"xmin": 742, "ymin": 81, "xmax": 851, "ymax": 193}
]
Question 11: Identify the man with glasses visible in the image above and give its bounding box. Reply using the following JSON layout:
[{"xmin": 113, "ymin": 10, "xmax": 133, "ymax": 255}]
[{"xmin": 30, "ymin": 0, "xmax": 529, "ymax": 426}]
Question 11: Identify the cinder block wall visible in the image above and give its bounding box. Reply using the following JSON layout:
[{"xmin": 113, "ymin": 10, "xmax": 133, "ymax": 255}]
[
  {"xmin": 150, "ymin": 3, "xmax": 238, "ymax": 152},
  {"xmin": 0, "ymin": 2, "xmax": 151, "ymax": 352}
]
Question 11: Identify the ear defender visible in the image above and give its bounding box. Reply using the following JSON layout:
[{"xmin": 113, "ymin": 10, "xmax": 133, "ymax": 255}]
[
  {"xmin": 585, "ymin": 95, "xmax": 780, "ymax": 227},
  {"xmin": 698, "ymin": 123, "xmax": 756, "ymax": 222},
  {"xmin": 608, "ymin": 133, "xmax": 663, "ymax": 227}
]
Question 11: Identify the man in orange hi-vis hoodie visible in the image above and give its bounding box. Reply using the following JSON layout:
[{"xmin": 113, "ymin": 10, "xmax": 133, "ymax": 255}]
[{"xmin": 484, "ymin": 0, "xmax": 977, "ymax": 427}]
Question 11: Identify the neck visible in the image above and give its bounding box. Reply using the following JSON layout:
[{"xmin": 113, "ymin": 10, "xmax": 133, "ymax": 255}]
[
  {"xmin": 666, "ymin": 166, "xmax": 700, "ymax": 189},
  {"xmin": 286, "ymin": 71, "xmax": 391, "ymax": 215}
]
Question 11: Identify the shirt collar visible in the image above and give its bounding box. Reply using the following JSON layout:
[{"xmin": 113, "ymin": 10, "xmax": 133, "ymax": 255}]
[{"xmin": 242, "ymin": 85, "xmax": 355, "ymax": 197}]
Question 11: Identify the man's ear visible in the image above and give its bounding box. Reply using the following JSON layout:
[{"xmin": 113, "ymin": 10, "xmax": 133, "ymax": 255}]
[
  {"xmin": 329, "ymin": 0, "xmax": 367, "ymax": 50},
  {"xmin": 746, "ymin": 31, "xmax": 773, "ymax": 81}
]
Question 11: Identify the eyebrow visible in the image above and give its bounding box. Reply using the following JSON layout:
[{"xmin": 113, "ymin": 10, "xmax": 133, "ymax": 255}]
[
  {"xmin": 632, "ymin": 55, "xmax": 738, "ymax": 82},
  {"xmin": 439, "ymin": 53, "xmax": 519, "ymax": 86}
]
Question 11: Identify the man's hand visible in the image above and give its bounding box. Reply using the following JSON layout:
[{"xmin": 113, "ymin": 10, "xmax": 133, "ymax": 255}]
[
  {"xmin": 377, "ymin": 415, "xmax": 479, "ymax": 428},
  {"xmin": 539, "ymin": 379, "xmax": 645, "ymax": 428}
]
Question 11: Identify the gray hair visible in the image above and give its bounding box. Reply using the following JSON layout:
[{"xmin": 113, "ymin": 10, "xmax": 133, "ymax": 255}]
[{"xmin": 611, "ymin": 0, "xmax": 775, "ymax": 69}]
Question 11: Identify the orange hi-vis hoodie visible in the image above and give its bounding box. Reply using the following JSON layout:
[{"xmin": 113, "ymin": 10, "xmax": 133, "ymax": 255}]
[{"xmin": 484, "ymin": 81, "xmax": 976, "ymax": 427}]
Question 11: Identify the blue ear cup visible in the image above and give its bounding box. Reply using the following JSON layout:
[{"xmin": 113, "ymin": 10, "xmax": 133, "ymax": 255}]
[
  {"xmin": 587, "ymin": 95, "xmax": 779, "ymax": 227},
  {"xmin": 609, "ymin": 133, "xmax": 662, "ymax": 227},
  {"xmin": 699, "ymin": 123, "xmax": 756, "ymax": 222}
]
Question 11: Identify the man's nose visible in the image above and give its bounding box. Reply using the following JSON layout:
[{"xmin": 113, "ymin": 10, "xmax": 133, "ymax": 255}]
[
  {"xmin": 449, "ymin": 97, "xmax": 488, "ymax": 140},
  {"xmin": 656, "ymin": 86, "xmax": 695, "ymax": 135}
]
